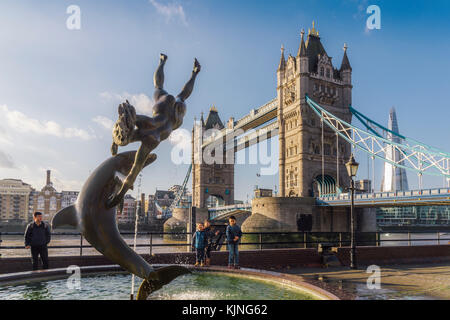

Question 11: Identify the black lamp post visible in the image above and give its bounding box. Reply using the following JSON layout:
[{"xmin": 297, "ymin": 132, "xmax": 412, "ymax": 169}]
[{"xmin": 345, "ymin": 154, "xmax": 359, "ymax": 269}]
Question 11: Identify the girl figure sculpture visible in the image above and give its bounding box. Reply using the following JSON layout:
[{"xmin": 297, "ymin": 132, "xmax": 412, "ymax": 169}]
[{"xmin": 108, "ymin": 54, "xmax": 201, "ymax": 208}]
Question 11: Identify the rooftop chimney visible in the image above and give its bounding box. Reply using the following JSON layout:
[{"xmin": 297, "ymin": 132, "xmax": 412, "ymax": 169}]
[{"xmin": 46, "ymin": 170, "xmax": 51, "ymax": 185}]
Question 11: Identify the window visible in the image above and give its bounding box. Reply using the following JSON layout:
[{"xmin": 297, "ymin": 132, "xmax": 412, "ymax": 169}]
[
  {"xmin": 50, "ymin": 197, "xmax": 57, "ymax": 211},
  {"xmin": 320, "ymin": 67, "xmax": 324, "ymax": 77},
  {"xmin": 326, "ymin": 68, "xmax": 331, "ymax": 78},
  {"xmin": 37, "ymin": 196, "xmax": 44, "ymax": 210},
  {"xmin": 324, "ymin": 144, "xmax": 331, "ymax": 156}
]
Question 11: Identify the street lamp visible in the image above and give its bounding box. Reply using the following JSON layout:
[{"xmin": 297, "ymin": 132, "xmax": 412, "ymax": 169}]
[{"xmin": 345, "ymin": 154, "xmax": 359, "ymax": 269}]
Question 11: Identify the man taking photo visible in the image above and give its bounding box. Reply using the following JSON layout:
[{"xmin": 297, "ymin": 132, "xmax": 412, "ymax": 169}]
[{"xmin": 24, "ymin": 212, "xmax": 51, "ymax": 270}]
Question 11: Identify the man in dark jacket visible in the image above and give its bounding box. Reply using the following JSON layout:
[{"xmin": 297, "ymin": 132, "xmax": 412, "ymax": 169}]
[
  {"xmin": 24, "ymin": 212, "xmax": 51, "ymax": 270},
  {"xmin": 226, "ymin": 216, "xmax": 242, "ymax": 269}
]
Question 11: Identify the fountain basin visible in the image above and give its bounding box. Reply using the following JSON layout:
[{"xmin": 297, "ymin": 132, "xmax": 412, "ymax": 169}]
[{"xmin": 0, "ymin": 265, "xmax": 339, "ymax": 300}]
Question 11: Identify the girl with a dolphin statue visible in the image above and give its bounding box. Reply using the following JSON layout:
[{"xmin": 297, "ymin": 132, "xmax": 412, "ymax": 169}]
[{"xmin": 52, "ymin": 54, "xmax": 201, "ymax": 300}]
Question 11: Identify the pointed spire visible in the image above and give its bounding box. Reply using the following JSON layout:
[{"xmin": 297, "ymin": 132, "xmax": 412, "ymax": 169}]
[
  {"xmin": 340, "ymin": 43, "xmax": 352, "ymax": 71},
  {"xmin": 297, "ymin": 29, "xmax": 307, "ymax": 57},
  {"xmin": 308, "ymin": 21, "xmax": 319, "ymax": 37},
  {"xmin": 200, "ymin": 111, "xmax": 205, "ymax": 126},
  {"xmin": 278, "ymin": 44, "xmax": 286, "ymax": 71}
]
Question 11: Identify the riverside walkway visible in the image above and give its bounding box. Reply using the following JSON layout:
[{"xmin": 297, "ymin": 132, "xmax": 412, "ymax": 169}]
[{"xmin": 280, "ymin": 262, "xmax": 450, "ymax": 300}]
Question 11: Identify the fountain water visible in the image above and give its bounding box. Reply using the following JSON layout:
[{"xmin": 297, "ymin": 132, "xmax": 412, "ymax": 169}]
[{"xmin": 130, "ymin": 173, "xmax": 143, "ymax": 300}]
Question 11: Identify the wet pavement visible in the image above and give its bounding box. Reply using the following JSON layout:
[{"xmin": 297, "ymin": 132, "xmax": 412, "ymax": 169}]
[{"xmin": 277, "ymin": 262, "xmax": 450, "ymax": 300}]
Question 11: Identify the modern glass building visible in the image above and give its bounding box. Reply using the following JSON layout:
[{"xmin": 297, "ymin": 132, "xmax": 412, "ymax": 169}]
[{"xmin": 377, "ymin": 206, "xmax": 450, "ymax": 227}]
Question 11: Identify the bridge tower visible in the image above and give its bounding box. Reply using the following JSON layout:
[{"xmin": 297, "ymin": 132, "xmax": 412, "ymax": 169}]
[
  {"xmin": 277, "ymin": 22, "xmax": 353, "ymax": 198},
  {"xmin": 192, "ymin": 107, "xmax": 235, "ymax": 209}
]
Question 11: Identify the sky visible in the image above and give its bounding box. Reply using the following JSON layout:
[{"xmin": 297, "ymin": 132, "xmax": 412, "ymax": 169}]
[{"xmin": 0, "ymin": 0, "xmax": 449, "ymax": 201}]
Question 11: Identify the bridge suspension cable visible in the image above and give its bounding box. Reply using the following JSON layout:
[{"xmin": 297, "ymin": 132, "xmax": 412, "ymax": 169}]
[
  {"xmin": 350, "ymin": 105, "xmax": 450, "ymax": 157},
  {"xmin": 305, "ymin": 95, "xmax": 450, "ymax": 182}
]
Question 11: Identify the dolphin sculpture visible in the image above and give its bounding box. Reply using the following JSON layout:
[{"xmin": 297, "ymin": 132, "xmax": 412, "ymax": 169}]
[{"xmin": 51, "ymin": 151, "xmax": 190, "ymax": 300}]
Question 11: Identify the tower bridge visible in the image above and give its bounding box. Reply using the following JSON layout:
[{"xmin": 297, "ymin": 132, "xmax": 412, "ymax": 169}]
[{"xmin": 165, "ymin": 22, "xmax": 450, "ymax": 235}]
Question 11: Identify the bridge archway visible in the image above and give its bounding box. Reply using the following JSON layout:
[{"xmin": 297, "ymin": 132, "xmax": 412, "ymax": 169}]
[
  {"xmin": 206, "ymin": 194, "xmax": 225, "ymax": 208},
  {"xmin": 313, "ymin": 175, "xmax": 337, "ymax": 197}
]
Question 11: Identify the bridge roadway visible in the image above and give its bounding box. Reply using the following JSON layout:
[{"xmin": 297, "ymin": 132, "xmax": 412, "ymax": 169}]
[
  {"xmin": 201, "ymin": 99, "xmax": 278, "ymax": 151},
  {"xmin": 209, "ymin": 203, "xmax": 252, "ymax": 221},
  {"xmin": 208, "ymin": 188, "xmax": 450, "ymax": 221},
  {"xmin": 316, "ymin": 188, "xmax": 450, "ymax": 207}
]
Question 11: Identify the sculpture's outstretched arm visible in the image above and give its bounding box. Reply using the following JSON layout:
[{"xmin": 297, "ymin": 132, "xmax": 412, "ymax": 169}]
[{"xmin": 177, "ymin": 58, "xmax": 201, "ymax": 102}]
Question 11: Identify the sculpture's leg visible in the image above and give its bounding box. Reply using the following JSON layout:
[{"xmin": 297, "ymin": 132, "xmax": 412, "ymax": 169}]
[
  {"xmin": 177, "ymin": 58, "xmax": 201, "ymax": 102},
  {"xmin": 107, "ymin": 146, "xmax": 157, "ymax": 208},
  {"xmin": 111, "ymin": 142, "xmax": 118, "ymax": 156},
  {"xmin": 154, "ymin": 54, "xmax": 168, "ymax": 101}
]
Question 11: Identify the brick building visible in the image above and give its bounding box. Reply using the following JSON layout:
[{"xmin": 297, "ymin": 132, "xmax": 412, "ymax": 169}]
[{"xmin": 0, "ymin": 179, "xmax": 33, "ymax": 223}]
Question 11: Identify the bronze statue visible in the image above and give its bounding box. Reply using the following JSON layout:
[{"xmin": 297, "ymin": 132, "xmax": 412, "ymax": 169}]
[
  {"xmin": 51, "ymin": 151, "xmax": 190, "ymax": 299},
  {"xmin": 52, "ymin": 54, "xmax": 201, "ymax": 299},
  {"xmin": 108, "ymin": 54, "xmax": 201, "ymax": 208}
]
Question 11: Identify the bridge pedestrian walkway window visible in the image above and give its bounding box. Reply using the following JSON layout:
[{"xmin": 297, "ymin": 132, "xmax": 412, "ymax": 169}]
[{"xmin": 314, "ymin": 175, "xmax": 337, "ymax": 197}]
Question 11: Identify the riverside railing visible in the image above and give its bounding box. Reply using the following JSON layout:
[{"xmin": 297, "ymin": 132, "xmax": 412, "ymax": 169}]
[{"xmin": 1, "ymin": 231, "xmax": 450, "ymax": 258}]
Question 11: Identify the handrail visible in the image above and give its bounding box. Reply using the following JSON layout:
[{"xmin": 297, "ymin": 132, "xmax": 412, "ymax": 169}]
[{"xmin": 1, "ymin": 231, "xmax": 449, "ymax": 257}]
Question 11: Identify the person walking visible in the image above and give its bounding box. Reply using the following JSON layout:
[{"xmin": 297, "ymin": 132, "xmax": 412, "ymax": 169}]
[
  {"xmin": 24, "ymin": 212, "xmax": 51, "ymax": 271},
  {"xmin": 226, "ymin": 216, "xmax": 242, "ymax": 269}
]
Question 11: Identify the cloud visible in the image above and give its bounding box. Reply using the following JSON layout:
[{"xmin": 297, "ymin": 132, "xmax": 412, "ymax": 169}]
[
  {"xmin": 92, "ymin": 116, "xmax": 114, "ymax": 130},
  {"xmin": 100, "ymin": 91, "xmax": 154, "ymax": 115},
  {"xmin": 169, "ymin": 128, "xmax": 191, "ymax": 149},
  {"xmin": 351, "ymin": 0, "xmax": 369, "ymax": 20},
  {"xmin": 0, "ymin": 150, "xmax": 15, "ymax": 168},
  {"xmin": 0, "ymin": 125, "xmax": 13, "ymax": 146},
  {"xmin": 149, "ymin": 0, "xmax": 188, "ymax": 26},
  {"xmin": 0, "ymin": 105, "xmax": 95, "ymax": 140}
]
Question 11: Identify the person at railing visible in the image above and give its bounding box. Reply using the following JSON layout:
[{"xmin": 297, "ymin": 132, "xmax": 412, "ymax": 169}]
[
  {"xmin": 226, "ymin": 216, "xmax": 242, "ymax": 269},
  {"xmin": 203, "ymin": 220, "xmax": 220, "ymax": 267},
  {"xmin": 24, "ymin": 212, "xmax": 51, "ymax": 271},
  {"xmin": 192, "ymin": 223, "xmax": 207, "ymax": 267}
]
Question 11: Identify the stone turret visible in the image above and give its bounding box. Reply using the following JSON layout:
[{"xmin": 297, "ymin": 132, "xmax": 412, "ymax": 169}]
[
  {"xmin": 297, "ymin": 29, "xmax": 308, "ymax": 74},
  {"xmin": 192, "ymin": 106, "xmax": 234, "ymax": 209},
  {"xmin": 276, "ymin": 21, "xmax": 352, "ymax": 198},
  {"xmin": 340, "ymin": 43, "xmax": 353, "ymax": 108}
]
